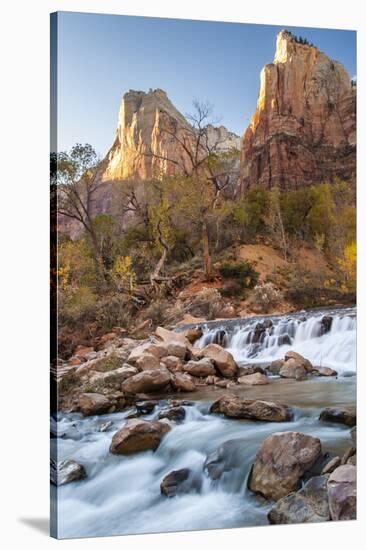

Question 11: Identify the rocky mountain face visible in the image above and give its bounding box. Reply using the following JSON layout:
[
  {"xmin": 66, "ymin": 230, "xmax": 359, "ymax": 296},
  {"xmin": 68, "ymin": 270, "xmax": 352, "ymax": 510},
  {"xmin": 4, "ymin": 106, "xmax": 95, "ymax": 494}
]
[
  {"xmin": 102, "ymin": 89, "xmax": 240, "ymax": 182},
  {"xmin": 240, "ymin": 30, "xmax": 356, "ymax": 191}
]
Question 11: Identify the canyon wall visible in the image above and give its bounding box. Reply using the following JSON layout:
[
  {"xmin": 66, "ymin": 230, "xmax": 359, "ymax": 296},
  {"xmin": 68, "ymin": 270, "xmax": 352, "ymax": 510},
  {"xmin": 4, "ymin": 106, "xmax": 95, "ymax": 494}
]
[{"xmin": 240, "ymin": 30, "xmax": 356, "ymax": 191}]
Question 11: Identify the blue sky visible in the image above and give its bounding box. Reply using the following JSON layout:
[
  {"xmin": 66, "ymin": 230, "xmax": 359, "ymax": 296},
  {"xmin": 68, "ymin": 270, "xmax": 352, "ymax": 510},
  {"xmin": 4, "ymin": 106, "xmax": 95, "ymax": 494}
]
[{"xmin": 55, "ymin": 12, "xmax": 356, "ymax": 157}]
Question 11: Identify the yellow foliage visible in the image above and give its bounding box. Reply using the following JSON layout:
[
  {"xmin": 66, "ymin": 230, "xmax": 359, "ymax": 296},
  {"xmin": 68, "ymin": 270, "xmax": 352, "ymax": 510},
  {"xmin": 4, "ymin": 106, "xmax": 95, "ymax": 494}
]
[
  {"xmin": 112, "ymin": 255, "xmax": 136, "ymax": 292},
  {"xmin": 338, "ymin": 241, "xmax": 356, "ymax": 292}
]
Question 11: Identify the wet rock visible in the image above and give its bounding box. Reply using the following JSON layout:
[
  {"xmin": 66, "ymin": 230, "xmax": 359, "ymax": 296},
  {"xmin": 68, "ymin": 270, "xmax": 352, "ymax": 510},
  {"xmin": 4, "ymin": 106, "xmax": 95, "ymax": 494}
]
[
  {"xmin": 210, "ymin": 394, "xmax": 292, "ymax": 422},
  {"xmin": 321, "ymin": 456, "xmax": 341, "ymax": 475},
  {"xmin": 238, "ymin": 372, "xmax": 269, "ymax": 385},
  {"xmin": 312, "ymin": 366, "xmax": 337, "ymax": 377},
  {"xmin": 350, "ymin": 426, "xmax": 356, "ymax": 446},
  {"xmin": 205, "ymin": 375, "xmax": 221, "ymax": 385},
  {"xmin": 341, "ymin": 446, "xmax": 356, "ymax": 465},
  {"xmin": 136, "ymin": 353, "xmax": 161, "ymax": 371},
  {"xmin": 122, "ymin": 367, "xmax": 171, "ymax": 394},
  {"xmin": 171, "ymin": 372, "xmax": 196, "ymax": 392},
  {"xmin": 50, "ymin": 458, "xmax": 86, "ymax": 486},
  {"xmin": 79, "ymin": 393, "xmax": 111, "ymax": 416},
  {"xmin": 347, "ymin": 454, "xmax": 356, "ymax": 466},
  {"xmin": 252, "ymin": 321, "xmax": 272, "ymax": 344},
  {"xmin": 267, "ymin": 359, "xmax": 285, "ymax": 375},
  {"xmin": 135, "ymin": 400, "xmax": 158, "ymax": 414},
  {"xmin": 284, "ymin": 351, "xmax": 313, "ymax": 372},
  {"xmin": 200, "ymin": 344, "xmax": 238, "ymax": 378},
  {"xmin": 99, "ymin": 420, "xmax": 113, "ymax": 432},
  {"xmin": 204, "ymin": 439, "xmax": 247, "ymax": 480},
  {"xmin": 268, "ymin": 475, "xmax": 330, "ymax": 524},
  {"xmin": 320, "ymin": 315, "xmax": 333, "ymax": 335},
  {"xmin": 327, "ymin": 465, "xmax": 356, "ymax": 520},
  {"xmin": 248, "ymin": 431, "xmax": 322, "ymax": 501},
  {"xmin": 212, "ymin": 329, "xmax": 227, "ymax": 346},
  {"xmin": 238, "ymin": 365, "xmax": 265, "ymax": 377},
  {"xmin": 110, "ymin": 419, "xmax": 171, "ymax": 454},
  {"xmin": 160, "ymin": 468, "xmax": 201, "ymax": 497},
  {"xmin": 319, "ymin": 407, "xmax": 356, "ymax": 427},
  {"xmin": 158, "ymin": 406, "xmax": 186, "ymax": 422},
  {"xmin": 279, "ymin": 359, "xmax": 307, "ymax": 380},
  {"xmin": 183, "ymin": 358, "xmax": 216, "ymax": 377},
  {"xmin": 277, "ymin": 334, "xmax": 292, "ymax": 346}
]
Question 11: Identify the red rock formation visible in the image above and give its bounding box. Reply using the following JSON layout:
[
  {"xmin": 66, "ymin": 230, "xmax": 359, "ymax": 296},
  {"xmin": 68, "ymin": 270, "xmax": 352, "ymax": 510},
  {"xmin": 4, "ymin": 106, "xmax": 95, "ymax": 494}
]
[
  {"xmin": 103, "ymin": 89, "xmax": 240, "ymax": 181},
  {"xmin": 240, "ymin": 30, "xmax": 356, "ymax": 191}
]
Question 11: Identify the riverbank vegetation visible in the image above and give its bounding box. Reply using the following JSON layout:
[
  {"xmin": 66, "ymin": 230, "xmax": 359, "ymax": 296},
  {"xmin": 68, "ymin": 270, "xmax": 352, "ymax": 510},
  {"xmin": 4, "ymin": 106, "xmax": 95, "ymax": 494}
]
[{"xmin": 54, "ymin": 143, "xmax": 356, "ymax": 358}]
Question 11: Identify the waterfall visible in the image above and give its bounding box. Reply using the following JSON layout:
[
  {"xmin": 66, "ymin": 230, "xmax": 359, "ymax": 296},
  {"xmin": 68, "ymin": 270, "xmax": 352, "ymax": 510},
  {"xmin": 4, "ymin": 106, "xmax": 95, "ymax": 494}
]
[{"xmin": 195, "ymin": 307, "xmax": 356, "ymax": 373}]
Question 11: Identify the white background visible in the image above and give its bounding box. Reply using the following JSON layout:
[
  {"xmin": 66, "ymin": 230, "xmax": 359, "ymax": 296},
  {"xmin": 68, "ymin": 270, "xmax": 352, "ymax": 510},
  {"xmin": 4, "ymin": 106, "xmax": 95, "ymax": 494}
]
[{"xmin": 0, "ymin": 0, "xmax": 364, "ymax": 548}]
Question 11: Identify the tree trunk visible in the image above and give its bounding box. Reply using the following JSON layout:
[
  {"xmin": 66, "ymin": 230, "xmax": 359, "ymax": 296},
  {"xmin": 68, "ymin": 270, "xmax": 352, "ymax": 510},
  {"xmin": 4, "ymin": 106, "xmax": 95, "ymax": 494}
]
[
  {"xmin": 150, "ymin": 247, "xmax": 167, "ymax": 284},
  {"xmin": 202, "ymin": 220, "xmax": 212, "ymax": 281}
]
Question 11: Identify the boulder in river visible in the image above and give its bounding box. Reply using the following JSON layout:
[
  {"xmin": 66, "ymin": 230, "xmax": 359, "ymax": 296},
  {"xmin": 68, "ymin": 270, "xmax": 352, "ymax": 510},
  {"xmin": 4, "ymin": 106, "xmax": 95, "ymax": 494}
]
[
  {"xmin": 110, "ymin": 419, "xmax": 171, "ymax": 455},
  {"xmin": 268, "ymin": 475, "xmax": 330, "ymax": 524},
  {"xmin": 312, "ymin": 366, "xmax": 338, "ymax": 377},
  {"xmin": 248, "ymin": 431, "xmax": 322, "ymax": 500},
  {"xmin": 204, "ymin": 438, "xmax": 247, "ymax": 480},
  {"xmin": 238, "ymin": 372, "xmax": 269, "ymax": 385},
  {"xmin": 267, "ymin": 359, "xmax": 285, "ymax": 375},
  {"xmin": 319, "ymin": 407, "xmax": 356, "ymax": 427},
  {"xmin": 79, "ymin": 393, "xmax": 111, "ymax": 416},
  {"xmin": 279, "ymin": 358, "xmax": 307, "ymax": 380},
  {"xmin": 155, "ymin": 326, "xmax": 191, "ymax": 348},
  {"xmin": 200, "ymin": 344, "xmax": 238, "ymax": 378},
  {"xmin": 183, "ymin": 358, "xmax": 216, "ymax": 377},
  {"xmin": 321, "ymin": 456, "xmax": 341, "ymax": 475},
  {"xmin": 284, "ymin": 351, "xmax": 313, "ymax": 372},
  {"xmin": 158, "ymin": 406, "xmax": 186, "ymax": 422},
  {"xmin": 327, "ymin": 465, "xmax": 356, "ymax": 521},
  {"xmin": 210, "ymin": 394, "xmax": 292, "ymax": 422},
  {"xmin": 170, "ymin": 372, "xmax": 196, "ymax": 392},
  {"xmin": 160, "ymin": 468, "xmax": 201, "ymax": 497},
  {"xmin": 121, "ymin": 367, "xmax": 171, "ymax": 394},
  {"xmin": 50, "ymin": 458, "xmax": 86, "ymax": 486}
]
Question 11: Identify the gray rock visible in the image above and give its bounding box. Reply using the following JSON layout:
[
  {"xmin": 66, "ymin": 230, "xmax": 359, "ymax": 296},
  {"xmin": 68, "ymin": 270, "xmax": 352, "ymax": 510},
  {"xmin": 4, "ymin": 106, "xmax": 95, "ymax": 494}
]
[{"xmin": 268, "ymin": 475, "xmax": 330, "ymax": 524}]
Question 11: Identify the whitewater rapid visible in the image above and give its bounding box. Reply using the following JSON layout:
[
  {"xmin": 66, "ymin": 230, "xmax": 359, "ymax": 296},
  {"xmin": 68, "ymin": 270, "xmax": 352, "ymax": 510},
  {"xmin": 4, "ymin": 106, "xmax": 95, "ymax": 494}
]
[
  {"xmin": 52, "ymin": 307, "xmax": 356, "ymax": 538},
  {"xmin": 195, "ymin": 307, "xmax": 356, "ymax": 373}
]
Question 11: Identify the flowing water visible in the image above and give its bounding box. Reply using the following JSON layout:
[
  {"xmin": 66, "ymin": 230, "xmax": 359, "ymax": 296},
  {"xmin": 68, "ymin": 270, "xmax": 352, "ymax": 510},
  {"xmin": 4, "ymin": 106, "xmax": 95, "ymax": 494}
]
[{"xmin": 52, "ymin": 307, "xmax": 356, "ymax": 539}]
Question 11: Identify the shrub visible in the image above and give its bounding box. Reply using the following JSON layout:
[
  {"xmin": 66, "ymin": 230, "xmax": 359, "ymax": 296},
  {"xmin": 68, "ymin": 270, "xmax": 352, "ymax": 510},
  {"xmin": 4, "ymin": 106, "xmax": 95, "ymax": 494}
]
[
  {"xmin": 58, "ymin": 370, "xmax": 78, "ymax": 395},
  {"xmin": 249, "ymin": 282, "xmax": 283, "ymax": 313},
  {"xmin": 95, "ymin": 295, "xmax": 134, "ymax": 332},
  {"xmin": 187, "ymin": 287, "xmax": 224, "ymax": 320},
  {"xmin": 93, "ymin": 353, "xmax": 123, "ymax": 372},
  {"xmin": 218, "ymin": 261, "xmax": 259, "ymax": 298}
]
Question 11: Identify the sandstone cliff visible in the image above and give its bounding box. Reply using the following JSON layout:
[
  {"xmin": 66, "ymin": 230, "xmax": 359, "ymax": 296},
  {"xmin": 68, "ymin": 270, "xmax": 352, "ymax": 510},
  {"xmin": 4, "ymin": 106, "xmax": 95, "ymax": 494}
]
[
  {"xmin": 102, "ymin": 89, "xmax": 240, "ymax": 181},
  {"xmin": 240, "ymin": 30, "xmax": 356, "ymax": 191}
]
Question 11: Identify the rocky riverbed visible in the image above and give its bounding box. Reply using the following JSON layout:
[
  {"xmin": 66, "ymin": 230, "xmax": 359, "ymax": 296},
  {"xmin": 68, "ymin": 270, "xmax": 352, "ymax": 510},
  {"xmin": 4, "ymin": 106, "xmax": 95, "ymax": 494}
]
[{"xmin": 51, "ymin": 307, "xmax": 356, "ymax": 538}]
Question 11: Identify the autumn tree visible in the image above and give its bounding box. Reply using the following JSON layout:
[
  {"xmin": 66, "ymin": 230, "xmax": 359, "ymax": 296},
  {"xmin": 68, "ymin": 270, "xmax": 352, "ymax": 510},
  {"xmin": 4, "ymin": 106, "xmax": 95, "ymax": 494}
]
[
  {"xmin": 56, "ymin": 143, "xmax": 106, "ymax": 283},
  {"xmin": 143, "ymin": 100, "xmax": 240, "ymax": 280}
]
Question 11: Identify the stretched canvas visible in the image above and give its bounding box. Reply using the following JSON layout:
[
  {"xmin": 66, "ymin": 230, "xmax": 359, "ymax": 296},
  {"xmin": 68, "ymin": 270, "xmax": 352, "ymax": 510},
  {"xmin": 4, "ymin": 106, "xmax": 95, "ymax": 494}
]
[{"xmin": 50, "ymin": 11, "xmax": 357, "ymax": 539}]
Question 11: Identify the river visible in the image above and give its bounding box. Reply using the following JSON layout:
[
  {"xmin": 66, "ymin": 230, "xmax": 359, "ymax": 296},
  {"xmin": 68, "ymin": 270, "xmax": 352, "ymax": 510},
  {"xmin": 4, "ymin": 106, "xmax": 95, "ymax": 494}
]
[{"xmin": 51, "ymin": 306, "xmax": 356, "ymax": 538}]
